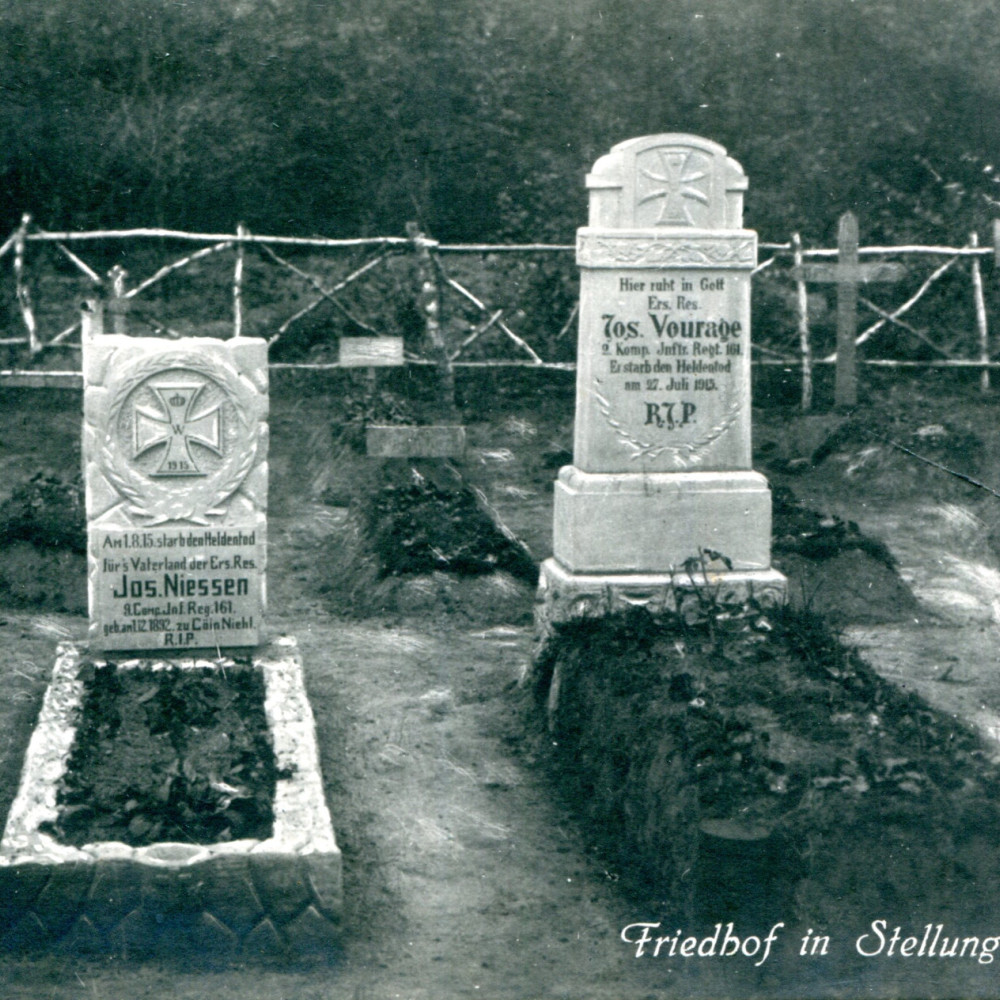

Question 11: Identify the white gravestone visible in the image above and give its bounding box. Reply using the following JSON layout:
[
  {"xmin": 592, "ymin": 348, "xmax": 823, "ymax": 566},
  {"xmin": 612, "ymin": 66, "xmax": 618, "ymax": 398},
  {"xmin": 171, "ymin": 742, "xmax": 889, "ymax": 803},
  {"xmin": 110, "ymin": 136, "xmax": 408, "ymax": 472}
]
[
  {"xmin": 540, "ymin": 134, "xmax": 785, "ymax": 620},
  {"xmin": 83, "ymin": 314, "xmax": 268, "ymax": 651}
]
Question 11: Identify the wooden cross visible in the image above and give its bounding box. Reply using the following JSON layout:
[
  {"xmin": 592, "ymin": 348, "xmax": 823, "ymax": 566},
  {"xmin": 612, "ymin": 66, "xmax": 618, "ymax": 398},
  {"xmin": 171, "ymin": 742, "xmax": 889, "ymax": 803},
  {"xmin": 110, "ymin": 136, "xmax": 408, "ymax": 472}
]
[
  {"xmin": 794, "ymin": 211, "xmax": 906, "ymax": 407},
  {"xmin": 340, "ymin": 224, "xmax": 465, "ymax": 461},
  {"xmin": 338, "ymin": 336, "xmax": 466, "ymax": 459}
]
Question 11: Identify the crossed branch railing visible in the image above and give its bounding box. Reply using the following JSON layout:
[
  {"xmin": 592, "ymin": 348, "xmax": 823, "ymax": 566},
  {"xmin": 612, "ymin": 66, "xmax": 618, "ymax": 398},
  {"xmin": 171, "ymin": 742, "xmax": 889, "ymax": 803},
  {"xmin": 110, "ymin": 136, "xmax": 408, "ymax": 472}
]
[
  {"xmin": 0, "ymin": 216, "xmax": 576, "ymax": 373},
  {"xmin": 1, "ymin": 213, "xmax": 998, "ymax": 409}
]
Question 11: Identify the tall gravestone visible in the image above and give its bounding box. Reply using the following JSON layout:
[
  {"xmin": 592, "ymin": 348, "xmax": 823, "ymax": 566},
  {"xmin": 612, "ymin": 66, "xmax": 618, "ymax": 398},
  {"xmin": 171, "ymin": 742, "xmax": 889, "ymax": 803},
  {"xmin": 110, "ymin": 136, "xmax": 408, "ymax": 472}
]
[
  {"xmin": 82, "ymin": 306, "xmax": 268, "ymax": 650},
  {"xmin": 539, "ymin": 134, "xmax": 785, "ymax": 626}
]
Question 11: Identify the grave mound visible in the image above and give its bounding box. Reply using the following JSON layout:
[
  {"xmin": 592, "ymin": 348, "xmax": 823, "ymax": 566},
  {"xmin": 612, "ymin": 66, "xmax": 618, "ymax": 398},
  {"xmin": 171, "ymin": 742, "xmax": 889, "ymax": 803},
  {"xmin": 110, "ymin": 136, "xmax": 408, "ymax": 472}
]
[
  {"xmin": 308, "ymin": 472, "xmax": 539, "ymax": 622},
  {"xmin": 531, "ymin": 603, "xmax": 1000, "ymax": 933},
  {"xmin": 770, "ymin": 485, "xmax": 921, "ymax": 624},
  {"xmin": 362, "ymin": 480, "xmax": 538, "ymax": 583},
  {"xmin": 0, "ymin": 472, "xmax": 86, "ymax": 553}
]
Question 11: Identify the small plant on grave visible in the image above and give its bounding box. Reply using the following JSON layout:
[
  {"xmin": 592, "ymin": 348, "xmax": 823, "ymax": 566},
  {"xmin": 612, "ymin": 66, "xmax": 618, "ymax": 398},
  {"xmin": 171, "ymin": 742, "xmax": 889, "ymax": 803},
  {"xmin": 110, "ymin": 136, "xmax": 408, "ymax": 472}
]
[
  {"xmin": 336, "ymin": 387, "xmax": 417, "ymax": 453},
  {"xmin": 41, "ymin": 662, "xmax": 286, "ymax": 848}
]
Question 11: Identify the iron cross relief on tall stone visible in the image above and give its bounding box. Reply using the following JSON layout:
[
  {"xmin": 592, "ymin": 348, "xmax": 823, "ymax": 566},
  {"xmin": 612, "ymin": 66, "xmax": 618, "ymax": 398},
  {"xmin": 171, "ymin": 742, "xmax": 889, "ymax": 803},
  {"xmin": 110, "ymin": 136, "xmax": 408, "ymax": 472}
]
[
  {"xmin": 84, "ymin": 333, "xmax": 269, "ymax": 649},
  {"xmin": 638, "ymin": 149, "xmax": 711, "ymax": 226},
  {"xmin": 133, "ymin": 381, "xmax": 223, "ymax": 477}
]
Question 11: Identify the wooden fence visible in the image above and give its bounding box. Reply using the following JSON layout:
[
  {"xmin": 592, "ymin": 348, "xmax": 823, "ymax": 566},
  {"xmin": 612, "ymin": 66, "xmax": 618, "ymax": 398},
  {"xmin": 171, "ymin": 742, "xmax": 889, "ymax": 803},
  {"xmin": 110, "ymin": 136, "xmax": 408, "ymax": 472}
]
[
  {"xmin": 761, "ymin": 212, "xmax": 998, "ymax": 409},
  {"xmin": 1, "ymin": 211, "xmax": 998, "ymax": 408}
]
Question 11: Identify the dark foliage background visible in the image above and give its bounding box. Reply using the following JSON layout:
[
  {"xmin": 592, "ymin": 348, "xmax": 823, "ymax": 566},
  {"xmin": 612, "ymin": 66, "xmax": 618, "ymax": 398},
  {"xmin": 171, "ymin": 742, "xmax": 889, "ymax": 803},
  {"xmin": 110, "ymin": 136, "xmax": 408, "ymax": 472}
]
[{"xmin": 1, "ymin": 0, "xmax": 998, "ymax": 244}]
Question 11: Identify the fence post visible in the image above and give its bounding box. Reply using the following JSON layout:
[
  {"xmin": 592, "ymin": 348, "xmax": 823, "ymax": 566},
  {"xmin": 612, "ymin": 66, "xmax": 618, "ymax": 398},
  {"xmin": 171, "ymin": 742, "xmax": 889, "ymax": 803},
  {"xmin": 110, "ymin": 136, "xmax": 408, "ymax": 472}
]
[
  {"xmin": 406, "ymin": 221, "xmax": 456, "ymax": 419},
  {"xmin": 792, "ymin": 232, "xmax": 813, "ymax": 411},
  {"xmin": 970, "ymin": 231, "xmax": 990, "ymax": 392},
  {"xmin": 14, "ymin": 213, "xmax": 39, "ymax": 355},
  {"xmin": 107, "ymin": 265, "xmax": 129, "ymax": 335},
  {"xmin": 834, "ymin": 211, "xmax": 859, "ymax": 408},
  {"xmin": 234, "ymin": 223, "xmax": 247, "ymax": 338},
  {"xmin": 81, "ymin": 299, "xmax": 104, "ymax": 339}
]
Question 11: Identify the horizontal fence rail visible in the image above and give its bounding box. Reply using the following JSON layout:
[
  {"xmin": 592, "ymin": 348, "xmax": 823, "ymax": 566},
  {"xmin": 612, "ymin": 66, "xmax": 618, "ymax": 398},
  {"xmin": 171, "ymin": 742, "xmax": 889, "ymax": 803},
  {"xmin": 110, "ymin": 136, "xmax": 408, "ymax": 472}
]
[{"xmin": 1, "ymin": 213, "xmax": 999, "ymax": 407}]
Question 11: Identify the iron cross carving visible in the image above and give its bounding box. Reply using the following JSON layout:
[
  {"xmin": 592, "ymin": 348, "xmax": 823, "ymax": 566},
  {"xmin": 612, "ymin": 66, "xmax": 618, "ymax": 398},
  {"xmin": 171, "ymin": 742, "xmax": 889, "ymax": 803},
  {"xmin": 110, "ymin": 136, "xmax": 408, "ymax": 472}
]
[
  {"xmin": 638, "ymin": 149, "xmax": 711, "ymax": 225},
  {"xmin": 133, "ymin": 381, "xmax": 223, "ymax": 477}
]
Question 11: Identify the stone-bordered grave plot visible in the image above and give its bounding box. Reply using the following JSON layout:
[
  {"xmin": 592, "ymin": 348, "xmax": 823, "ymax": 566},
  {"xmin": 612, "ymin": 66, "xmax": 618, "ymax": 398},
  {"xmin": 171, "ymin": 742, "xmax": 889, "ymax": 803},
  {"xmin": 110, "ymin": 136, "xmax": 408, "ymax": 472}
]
[
  {"xmin": 0, "ymin": 637, "xmax": 340, "ymax": 960},
  {"xmin": 0, "ymin": 309, "xmax": 341, "ymax": 960}
]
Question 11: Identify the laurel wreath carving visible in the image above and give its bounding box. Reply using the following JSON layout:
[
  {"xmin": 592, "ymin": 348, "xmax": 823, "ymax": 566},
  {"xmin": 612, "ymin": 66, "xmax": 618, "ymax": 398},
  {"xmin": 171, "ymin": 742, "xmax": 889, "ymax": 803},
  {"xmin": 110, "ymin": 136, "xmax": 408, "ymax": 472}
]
[
  {"xmin": 592, "ymin": 380, "xmax": 743, "ymax": 467},
  {"xmin": 100, "ymin": 437, "xmax": 256, "ymax": 525},
  {"xmin": 99, "ymin": 351, "xmax": 260, "ymax": 525}
]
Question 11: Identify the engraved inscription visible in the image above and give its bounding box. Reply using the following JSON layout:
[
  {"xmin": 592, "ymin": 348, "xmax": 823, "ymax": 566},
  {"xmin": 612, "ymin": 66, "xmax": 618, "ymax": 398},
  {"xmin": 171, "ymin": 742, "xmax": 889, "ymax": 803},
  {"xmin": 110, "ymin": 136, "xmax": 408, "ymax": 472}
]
[{"xmin": 583, "ymin": 268, "xmax": 748, "ymax": 469}]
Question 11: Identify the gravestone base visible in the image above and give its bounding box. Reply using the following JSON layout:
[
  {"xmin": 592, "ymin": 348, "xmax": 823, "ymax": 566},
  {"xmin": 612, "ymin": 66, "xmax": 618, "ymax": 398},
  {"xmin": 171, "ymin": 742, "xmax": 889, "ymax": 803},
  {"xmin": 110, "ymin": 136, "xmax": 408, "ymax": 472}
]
[
  {"xmin": 553, "ymin": 466, "xmax": 775, "ymax": 573},
  {"xmin": 0, "ymin": 636, "xmax": 341, "ymax": 961},
  {"xmin": 533, "ymin": 557, "xmax": 787, "ymax": 676}
]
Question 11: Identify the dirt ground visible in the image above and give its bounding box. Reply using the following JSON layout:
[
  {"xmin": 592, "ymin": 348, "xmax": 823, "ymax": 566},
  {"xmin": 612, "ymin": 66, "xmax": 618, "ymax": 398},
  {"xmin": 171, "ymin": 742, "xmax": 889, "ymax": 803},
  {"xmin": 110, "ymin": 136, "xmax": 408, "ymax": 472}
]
[{"xmin": 3, "ymin": 369, "xmax": 1000, "ymax": 998}]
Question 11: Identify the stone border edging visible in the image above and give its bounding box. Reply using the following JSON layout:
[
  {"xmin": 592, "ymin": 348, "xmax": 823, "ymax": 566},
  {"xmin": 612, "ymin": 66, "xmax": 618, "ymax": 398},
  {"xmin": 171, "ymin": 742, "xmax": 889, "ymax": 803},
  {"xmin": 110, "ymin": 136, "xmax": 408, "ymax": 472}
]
[{"xmin": 0, "ymin": 636, "xmax": 341, "ymax": 960}]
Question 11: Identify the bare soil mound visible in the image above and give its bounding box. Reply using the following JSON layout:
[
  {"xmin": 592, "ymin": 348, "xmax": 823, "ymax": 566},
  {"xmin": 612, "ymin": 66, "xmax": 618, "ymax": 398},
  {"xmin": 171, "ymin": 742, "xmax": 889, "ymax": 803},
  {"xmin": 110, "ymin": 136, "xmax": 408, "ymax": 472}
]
[
  {"xmin": 531, "ymin": 601, "xmax": 1000, "ymax": 954},
  {"xmin": 770, "ymin": 485, "xmax": 922, "ymax": 624},
  {"xmin": 0, "ymin": 473, "xmax": 85, "ymax": 553},
  {"xmin": 0, "ymin": 473, "xmax": 86, "ymax": 612},
  {"xmin": 363, "ymin": 480, "xmax": 538, "ymax": 583}
]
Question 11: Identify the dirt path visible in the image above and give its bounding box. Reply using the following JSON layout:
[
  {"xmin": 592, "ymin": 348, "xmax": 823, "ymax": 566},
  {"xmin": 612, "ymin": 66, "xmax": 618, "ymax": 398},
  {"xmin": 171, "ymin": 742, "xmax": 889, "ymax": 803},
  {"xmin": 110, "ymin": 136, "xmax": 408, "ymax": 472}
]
[
  {"xmin": 288, "ymin": 620, "xmax": 645, "ymax": 1000},
  {"xmin": 845, "ymin": 502, "xmax": 1000, "ymax": 752}
]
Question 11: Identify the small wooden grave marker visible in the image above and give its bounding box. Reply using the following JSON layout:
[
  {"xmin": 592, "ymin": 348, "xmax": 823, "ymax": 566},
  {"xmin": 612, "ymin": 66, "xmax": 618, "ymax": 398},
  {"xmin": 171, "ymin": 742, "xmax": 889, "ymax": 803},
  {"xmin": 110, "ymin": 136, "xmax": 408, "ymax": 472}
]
[
  {"xmin": 338, "ymin": 336, "xmax": 404, "ymax": 367},
  {"xmin": 794, "ymin": 260, "xmax": 907, "ymax": 285},
  {"xmin": 793, "ymin": 212, "xmax": 905, "ymax": 408},
  {"xmin": 338, "ymin": 336, "xmax": 465, "ymax": 459},
  {"xmin": 366, "ymin": 424, "xmax": 466, "ymax": 458}
]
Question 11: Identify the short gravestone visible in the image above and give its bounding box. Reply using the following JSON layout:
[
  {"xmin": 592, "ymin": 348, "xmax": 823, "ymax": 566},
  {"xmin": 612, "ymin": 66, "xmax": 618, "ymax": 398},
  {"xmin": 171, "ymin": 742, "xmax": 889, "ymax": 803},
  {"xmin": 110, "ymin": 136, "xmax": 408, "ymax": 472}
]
[
  {"xmin": 0, "ymin": 304, "xmax": 341, "ymax": 959},
  {"xmin": 84, "ymin": 317, "xmax": 268, "ymax": 649},
  {"xmin": 538, "ymin": 134, "xmax": 786, "ymax": 631}
]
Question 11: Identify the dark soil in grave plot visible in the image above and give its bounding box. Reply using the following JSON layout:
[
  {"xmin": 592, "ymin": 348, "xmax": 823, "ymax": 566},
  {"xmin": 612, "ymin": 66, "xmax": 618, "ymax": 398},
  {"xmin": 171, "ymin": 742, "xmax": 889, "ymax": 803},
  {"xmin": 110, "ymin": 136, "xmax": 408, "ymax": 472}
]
[
  {"xmin": 0, "ymin": 472, "xmax": 86, "ymax": 612},
  {"xmin": 40, "ymin": 660, "xmax": 282, "ymax": 847},
  {"xmin": 361, "ymin": 478, "xmax": 539, "ymax": 583},
  {"xmin": 769, "ymin": 484, "xmax": 923, "ymax": 624},
  {"xmin": 531, "ymin": 602, "xmax": 1000, "ymax": 922}
]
